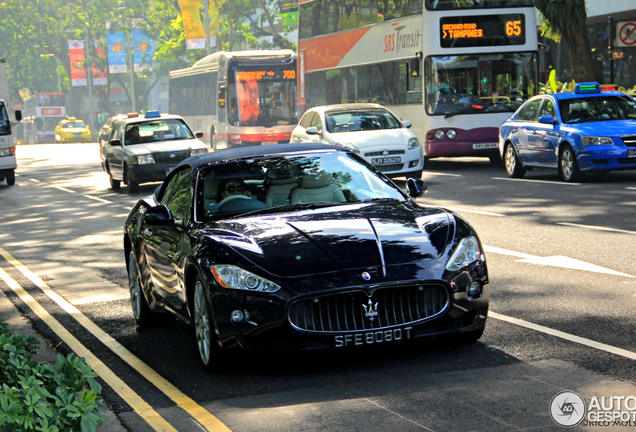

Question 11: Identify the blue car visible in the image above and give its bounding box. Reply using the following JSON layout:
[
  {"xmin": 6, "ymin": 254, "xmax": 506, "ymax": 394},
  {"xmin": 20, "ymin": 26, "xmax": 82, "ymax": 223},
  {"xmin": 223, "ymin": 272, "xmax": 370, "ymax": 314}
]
[{"xmin": 499, "ymin": 82, "xmax": 636, "ymax": 182}]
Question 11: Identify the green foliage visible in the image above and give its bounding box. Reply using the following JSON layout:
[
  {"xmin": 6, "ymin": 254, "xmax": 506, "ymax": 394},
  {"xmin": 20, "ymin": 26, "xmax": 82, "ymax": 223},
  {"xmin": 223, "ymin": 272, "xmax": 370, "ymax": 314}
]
[
  {"xmin": 0, "ymin": 319, "xmax": 107, "ymax": 432},
  {"xmin": 539, "ymin": 69, "xmax": 577, "ymax": 94}
]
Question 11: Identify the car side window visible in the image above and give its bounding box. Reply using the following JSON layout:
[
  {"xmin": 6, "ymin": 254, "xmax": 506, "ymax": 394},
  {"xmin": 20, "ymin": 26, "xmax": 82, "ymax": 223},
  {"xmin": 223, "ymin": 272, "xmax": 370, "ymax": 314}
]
[
  {"xmin": 516, "ymin": 99, "xmax": 542, "ymax": 121},
  {"xmin": 111, "ymin": 122, "xmax": 124, "ymax": 141},
  {"xmin": 161, "ymin": 167, "xmax": 193, "ymax": 221},
  {"xmin": 539, "ymin": 99, "xmax": 556, "ymax": 118},
  {"xmin": 309, "ymin": 113, "xmax": 322, "ymax": 130},
  {"xmin": 299, "ymin": 112, "xmax": 314, "ymax": 128}
]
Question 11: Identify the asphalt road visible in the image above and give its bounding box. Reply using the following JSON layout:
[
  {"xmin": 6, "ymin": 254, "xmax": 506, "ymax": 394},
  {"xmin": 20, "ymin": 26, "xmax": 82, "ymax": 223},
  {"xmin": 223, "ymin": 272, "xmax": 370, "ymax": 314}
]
[{"xmin": 1, "ymin": 143, "xmax": 636, "ymax": 432}]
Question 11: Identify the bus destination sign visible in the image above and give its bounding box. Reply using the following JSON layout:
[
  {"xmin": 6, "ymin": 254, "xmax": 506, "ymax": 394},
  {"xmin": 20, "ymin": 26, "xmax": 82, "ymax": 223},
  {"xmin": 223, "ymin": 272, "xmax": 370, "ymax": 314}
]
[
  {"xmin": 237, "ymin": 70, "xmax": 296, "ymax": 81},
  {"xmin": 440, "ymin": 14, "xmax": 525, "ymax": 48}
]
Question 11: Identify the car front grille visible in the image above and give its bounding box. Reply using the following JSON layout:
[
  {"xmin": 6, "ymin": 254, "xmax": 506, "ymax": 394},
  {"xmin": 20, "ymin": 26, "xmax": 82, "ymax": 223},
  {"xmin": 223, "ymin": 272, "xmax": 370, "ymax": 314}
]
[
  {"xmin": 375, "ymin": 164, "xmax": 404, "ymax": 172},
  {"xmin": 365, "ymin": 150, "xmax": 405, "ymax": 157},
  {"xmin": 288, "ymin": 283, "xmax": 450, "ymax": 334},
  {"xmin": 153, "ymin": 150, "xmax": 191, "ymax": 164},
  {"xmin": 621, "ymin": 135, "xmax": 636, "ymax": 146}
]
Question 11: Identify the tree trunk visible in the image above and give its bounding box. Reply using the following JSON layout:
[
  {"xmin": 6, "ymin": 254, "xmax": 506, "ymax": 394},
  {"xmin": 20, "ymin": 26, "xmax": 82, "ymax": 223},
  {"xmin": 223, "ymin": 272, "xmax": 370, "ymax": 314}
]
[{"xmin": 561, "ymin": 10, "xmax": 595, "ymax": 82}]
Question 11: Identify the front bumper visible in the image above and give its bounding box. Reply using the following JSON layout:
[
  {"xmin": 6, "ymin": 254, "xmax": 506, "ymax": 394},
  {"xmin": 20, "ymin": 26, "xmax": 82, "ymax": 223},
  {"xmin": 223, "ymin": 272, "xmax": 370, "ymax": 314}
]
[
  {"xmin": 127, "ymin": 163, "xmax": 180, "ymax": 184},
  {"xmin": 577, "ymin": 147, "xmax": 636, "ymax": 171},
  {"xmin": 0, "ymin": 155, "xmax": 17, "ymax": 170}
]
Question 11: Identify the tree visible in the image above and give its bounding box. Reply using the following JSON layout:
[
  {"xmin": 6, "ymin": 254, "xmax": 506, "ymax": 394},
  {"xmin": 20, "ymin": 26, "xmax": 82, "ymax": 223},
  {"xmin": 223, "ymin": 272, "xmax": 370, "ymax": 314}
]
[{"xmin": 535, "ymin": 0, "xmax": 595, "ymax": 83}]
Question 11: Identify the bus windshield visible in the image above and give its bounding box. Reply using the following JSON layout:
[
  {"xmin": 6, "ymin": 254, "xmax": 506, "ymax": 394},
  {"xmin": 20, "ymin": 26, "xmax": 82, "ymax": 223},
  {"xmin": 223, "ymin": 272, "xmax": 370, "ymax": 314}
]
[
  {"xmin": 228, "ymin": 69, "xmax": 297, "ymax": 128},
  {"xmin": 426, "ymin": 52, "xmax": 536, "ymax": 116}
]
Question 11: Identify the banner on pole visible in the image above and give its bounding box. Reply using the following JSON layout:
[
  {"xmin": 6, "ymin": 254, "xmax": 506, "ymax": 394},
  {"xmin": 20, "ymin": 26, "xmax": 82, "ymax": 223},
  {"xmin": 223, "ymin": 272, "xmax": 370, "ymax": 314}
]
[
  {"xmin": 93, "ymin": 48, "xmax": 108, "ymax": 85},
  {"xmin": 107, "ymin": 32, "xmax": 127, "ymax": 73},
  {"xmin": 179, "ymin": 0, "xmax": 206, "ymax": 49},
  {"xmin": 68, "ymin": 41, "xmax": 87, "ymax": 86},
  {"xmin": 132, "ymin": 30, "xmax": 153, "ymax": 71}
]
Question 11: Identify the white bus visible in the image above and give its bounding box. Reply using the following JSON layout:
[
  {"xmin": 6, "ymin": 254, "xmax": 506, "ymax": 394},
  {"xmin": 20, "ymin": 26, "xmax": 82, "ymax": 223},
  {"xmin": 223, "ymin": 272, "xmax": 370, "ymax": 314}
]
[
  {"xmin": 169, "ymin": 50, "xmax": 298, "ymax": 151},
  {"xmin": 297, "ymin": 0, "xmax": 538, "ymax": 162},
  {"xmin": 22, "ymin": 92, "xmax": 66, "ymax": 144}
]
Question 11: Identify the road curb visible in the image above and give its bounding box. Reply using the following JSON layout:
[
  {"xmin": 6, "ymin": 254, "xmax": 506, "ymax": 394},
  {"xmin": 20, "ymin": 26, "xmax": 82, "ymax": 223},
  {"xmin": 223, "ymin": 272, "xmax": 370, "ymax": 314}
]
[{"xmin": 0, "ymin": 288, "xmax": 128, "ymax": 431}]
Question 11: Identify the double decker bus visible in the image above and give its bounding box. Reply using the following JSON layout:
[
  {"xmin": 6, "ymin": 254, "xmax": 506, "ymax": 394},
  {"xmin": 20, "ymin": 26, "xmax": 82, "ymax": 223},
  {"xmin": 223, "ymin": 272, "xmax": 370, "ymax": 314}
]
[
  {"xmin": 298, "ymin": 0, "xmax": 538, "ymax": 162},
  {"xmin": 22, "ymin": 92, "xmax": 66, "ymax": 144},
  {"xmin": 169, "ymin": 50, "xmax": 298, "ymax": 151}
]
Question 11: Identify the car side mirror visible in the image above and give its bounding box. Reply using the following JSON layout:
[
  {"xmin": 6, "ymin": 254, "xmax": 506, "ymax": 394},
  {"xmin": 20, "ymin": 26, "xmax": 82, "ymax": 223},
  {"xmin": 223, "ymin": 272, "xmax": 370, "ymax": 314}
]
[
  {"xmin": 110, "ymin": 139, "xmax": 122, "ymax": 147},
  {"xmin": 306, "ymin": 126, "xmax": 320, "ymax": 135},
  {"xmin": 14, "ymin": 110, "xmax": 22, "ymax": 122},
  {"xmin": 406, "ymin": 178, "xmax": 428, "ymax": 198},
  {"xmin": 195, "ymin": 131, "xmax": 204, "ymax": 139},
  {"xmin": 538, "ymin": 115, "xmax": 557, "ymax": 125},
  {"xmin": 145, "ymin": 205, "xmax": 174, "ymax": 225},
  {"xmin": 403, "ymin": 120, "xmax": 412, "ymax": 129}
]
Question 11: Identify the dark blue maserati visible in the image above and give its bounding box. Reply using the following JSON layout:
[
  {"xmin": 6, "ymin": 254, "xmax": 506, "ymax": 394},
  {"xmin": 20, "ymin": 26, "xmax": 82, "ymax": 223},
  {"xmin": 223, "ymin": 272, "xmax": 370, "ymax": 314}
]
[{"xmin": 124, "ymin": 143, "xmax": 489, "ymax": 371}]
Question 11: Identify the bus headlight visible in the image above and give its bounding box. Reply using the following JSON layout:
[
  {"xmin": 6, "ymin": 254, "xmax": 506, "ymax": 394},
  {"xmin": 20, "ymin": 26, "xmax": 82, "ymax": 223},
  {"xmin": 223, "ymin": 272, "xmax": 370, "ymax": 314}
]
[
  {"xmin": 446, "ymin": 129, "xmax": 457, "ymax": 139},
  {"xmin": 435, "ymin": 130, "xmax": 446, "ymax": 140}
]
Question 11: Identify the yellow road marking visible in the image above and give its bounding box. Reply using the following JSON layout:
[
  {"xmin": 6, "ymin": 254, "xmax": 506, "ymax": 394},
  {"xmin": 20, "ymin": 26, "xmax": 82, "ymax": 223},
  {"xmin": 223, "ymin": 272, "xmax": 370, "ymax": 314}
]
[
  {"xmin": 0, "ymin": 246, "xmax": 232, "ymax": 432},
  {"xmin": 0, "ymin": 267, "xmax": 178, "ymax": 432}
]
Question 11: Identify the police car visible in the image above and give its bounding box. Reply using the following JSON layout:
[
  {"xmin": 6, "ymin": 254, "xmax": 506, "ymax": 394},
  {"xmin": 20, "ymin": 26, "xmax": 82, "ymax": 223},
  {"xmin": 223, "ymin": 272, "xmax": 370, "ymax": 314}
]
[
  {"xmin": 102, "ymin": 111, "xmax": 208, "ymax": 192},
  {"xmin": 499, "ymin": 82, "xmax": 636, "ymax": 182}
]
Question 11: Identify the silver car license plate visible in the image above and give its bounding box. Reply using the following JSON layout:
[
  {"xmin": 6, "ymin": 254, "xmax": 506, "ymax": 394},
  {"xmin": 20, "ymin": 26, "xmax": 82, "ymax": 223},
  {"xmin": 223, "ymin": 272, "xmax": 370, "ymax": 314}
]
[
  {"xmin": 473, "ymin": 143, "xmax": 498, "ymax": 149},
  {"xmin": 371, "ymin": 156, "xmax": 401, "ymax": 165}
]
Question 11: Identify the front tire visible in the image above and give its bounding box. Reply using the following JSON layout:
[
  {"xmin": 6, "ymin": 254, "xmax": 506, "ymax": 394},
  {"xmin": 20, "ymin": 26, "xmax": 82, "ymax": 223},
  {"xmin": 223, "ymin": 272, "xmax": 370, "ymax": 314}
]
[
  {"xmin": 125, "ymin": 167, "xmax": 139, "ymax": 193},
  {"xmin": 504, "ymin": 143, "xmax": 525, "ymax": 178},
  {"xmin": 5, "ymin": 170, "xmax": 15, "ymax": 186},
  {"xmin": 559, "ymin": 145, "xmax": 583, "ymax": 182},
  {"xmin": 193, "ymin": 276, "xmax": 223, "ymax": 371},
  {"xmin": 128, "ymin": 249, "xmax": 159, "ymax": 327}
]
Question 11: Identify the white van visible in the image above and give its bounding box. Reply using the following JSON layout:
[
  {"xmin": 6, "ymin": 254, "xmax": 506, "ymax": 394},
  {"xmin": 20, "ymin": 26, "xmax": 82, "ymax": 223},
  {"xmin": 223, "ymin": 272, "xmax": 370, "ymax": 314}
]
[{"xmin": 0, "ymin": 99, "xmax": 21, "ymax": 186}]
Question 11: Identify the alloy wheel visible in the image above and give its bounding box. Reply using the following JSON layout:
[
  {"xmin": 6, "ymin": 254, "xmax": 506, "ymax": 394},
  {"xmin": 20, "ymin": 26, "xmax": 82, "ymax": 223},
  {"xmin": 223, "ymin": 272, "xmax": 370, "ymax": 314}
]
[
  {"xmin": 128, "ymin": 252, "xmax": 142, "ymax": 320},
  {"xmin": 194, "ymin": 280, "xmax": 211, "ymax": 365}
]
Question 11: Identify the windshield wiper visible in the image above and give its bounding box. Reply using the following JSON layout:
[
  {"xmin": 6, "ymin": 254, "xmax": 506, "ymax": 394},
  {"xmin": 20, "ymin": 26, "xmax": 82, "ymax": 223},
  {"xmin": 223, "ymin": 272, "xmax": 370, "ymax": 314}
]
[
  {"xmin": 360, "ymin": 198, "xmax": 401, "ymax": 203},
  {"xmin": 228, "ymin": 201, "xmax": 349, "ymax": 218}
]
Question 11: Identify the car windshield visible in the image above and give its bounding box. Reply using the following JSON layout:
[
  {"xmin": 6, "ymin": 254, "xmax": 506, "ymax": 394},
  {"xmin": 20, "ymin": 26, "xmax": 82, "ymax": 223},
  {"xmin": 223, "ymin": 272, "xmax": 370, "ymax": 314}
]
[
  {"xmin": 199, "ymin": 151, "xmax": 406, "ymax": 220},
  {"xmin": 559, "ymin": 95, "xmax": 636, "ymax": 124},
  {"xmin": 325, "ymin": 110, "xmax": 402, "ymax": 133},
  {"xmin": 63, "ymin": 122, "xmax": 86, "ymax": 128},
  {"xmin": 124, "ymin": 118, "xmax": 194, "ymax": 145}
]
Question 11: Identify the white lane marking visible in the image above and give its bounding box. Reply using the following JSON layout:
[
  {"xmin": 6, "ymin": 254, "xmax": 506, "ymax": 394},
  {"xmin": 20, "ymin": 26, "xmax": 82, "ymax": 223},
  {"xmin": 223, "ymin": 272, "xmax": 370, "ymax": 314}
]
[
  {"xmin": 440, "ymin": 207, "xmax": 505, "ymax": 217},
  {"xmin": 364, "ymin": 398, "xmax": 437, "ymax": 431},
  {"xmin": 85, "ymin": 195, "xmax": 113, "ymax": 204},
  {"xmin": 422, "ymin": 171, "xmax": 463, "ymax": 177},
  {"xmin": 627, "ymin": 187, "xmax": 636, "ymax": 190},
  {"xmin": 50, "ymin": 185, "xmax": 76, "ymax": 193},
  {"xmin": 29, "ymin": 178, "xmax": 42, "ymax": 183},
  {"xmin": 490, "ymin": 311, "xmax": 636, "ymax": 361},
  {"xmin": 484, "ymin": 245, "xmax": 634, "ymax": 278},
  {"xmin": 492, "ymin": 177, "xmax": 581, "ymax": 186},
  {"xmin": 558, "ymin": 222, "xmax": 636, "ymax": 235}
]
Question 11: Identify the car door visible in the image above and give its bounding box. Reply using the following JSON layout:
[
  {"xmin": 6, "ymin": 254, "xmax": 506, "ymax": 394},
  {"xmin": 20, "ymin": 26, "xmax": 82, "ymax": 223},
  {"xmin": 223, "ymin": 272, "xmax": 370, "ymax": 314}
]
[
  {"xmin": 513, "ymin": 98, "xmax": 543, "ymax": 164},
  {"xmin": 143, "ymin": 166, "xmax": 194, "ymax": 312},
  {"xmin": 106, "ymin": 122, "xmax": 126, "ymax": 179},
  {"xmin": 531, "ymin": 97, "xmax": 559, "ymax": 167}
]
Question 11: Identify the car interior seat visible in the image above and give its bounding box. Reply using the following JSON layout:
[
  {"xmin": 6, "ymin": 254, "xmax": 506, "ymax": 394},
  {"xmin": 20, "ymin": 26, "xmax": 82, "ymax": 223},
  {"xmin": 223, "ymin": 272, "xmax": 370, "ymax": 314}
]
[
  {"xmin": 265, "ymin": 167, "xmax": 298, "ymax": 207},
  {"xmin": 203, "ymin": 176, "xmax": 221, "ymax": 211},
  {"xmin": 289, "ymin": 171, "xmax": 346, "ymax": 205}
]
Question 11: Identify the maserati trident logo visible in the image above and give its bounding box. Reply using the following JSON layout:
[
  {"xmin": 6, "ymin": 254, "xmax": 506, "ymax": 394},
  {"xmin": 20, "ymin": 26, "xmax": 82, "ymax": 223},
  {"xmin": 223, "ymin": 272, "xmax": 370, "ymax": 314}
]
[{"xmin": 363, "ymin": 299, "xmax": 379, "ymax": 322}]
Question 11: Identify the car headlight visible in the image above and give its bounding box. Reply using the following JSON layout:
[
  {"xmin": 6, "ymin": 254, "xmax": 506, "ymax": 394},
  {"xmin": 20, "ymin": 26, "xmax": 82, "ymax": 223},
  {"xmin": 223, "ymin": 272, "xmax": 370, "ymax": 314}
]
[
  {"xmin": 435, "ymin": 129, "xmax": 446, "ymax": 140},
  {"xmin": 210, "ymin": 265, "xmax": 281, "ymax": 293},
  {"xmin": 135, "ymin": 154, "xmax": 155, "ymax": 165},
  {"xmin": 337, "ymin": 142, "xmax": 360, "ymax": 154},
  {"xmin": 408, "ymin": 137, "xmax": 420, "ymax": 150},
  {"xmin": 582, "ymin": 136, "xmax": 613, "ymax": 146},
  {"xmin": 190, "ymin": 148, "xmax": 207, "ymax": 156},
  {"xmin": 446, "ymin": 236, "xmax": 482, "ymax": 272}
]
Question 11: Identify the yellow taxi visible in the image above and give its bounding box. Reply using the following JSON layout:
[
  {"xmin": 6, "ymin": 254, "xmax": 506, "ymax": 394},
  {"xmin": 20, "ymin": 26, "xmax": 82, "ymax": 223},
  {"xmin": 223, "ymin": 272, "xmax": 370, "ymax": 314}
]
[{"xmin": 54, "ymin": 118, "xmax": 91, "ymax": 143}]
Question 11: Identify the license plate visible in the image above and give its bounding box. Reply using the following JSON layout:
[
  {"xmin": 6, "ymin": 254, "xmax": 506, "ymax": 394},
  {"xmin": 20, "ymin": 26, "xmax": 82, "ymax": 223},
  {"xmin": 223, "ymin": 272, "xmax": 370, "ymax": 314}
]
[
  {"xmin": 262, "ymin": 141, "xmax": 279, "ymax": 145},
  {"xmin": 473, "ymin": 143, "xmax": 498, "ymax": 149},
  {"xmin": 628, "ymin": 149, "xmax": 636, "ymax": 157},
  {"xmin": 334, "ymin": 327, "xmax": 412, "ymax": 347},
  {"xmin": 371, "ymin": 156, "xmax": 401, "ymax": 165}
]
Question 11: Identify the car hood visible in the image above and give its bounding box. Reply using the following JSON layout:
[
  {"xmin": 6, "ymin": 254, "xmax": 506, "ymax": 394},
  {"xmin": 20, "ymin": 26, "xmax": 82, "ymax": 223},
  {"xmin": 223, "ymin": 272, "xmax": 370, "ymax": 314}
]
[
  {"xmin": 125, "ymin": 139, "xmax": 206, "ymax": 154},
  {"xmin": 327, "ymin": 129, "xmax": 413, "ymax": 146},
  {"xmin": 561, "ymin": 120, "xmax": 636, "ymax": 137},
  {"xmin": 202, "ymin": 202, "xmax": 452, "ymax": 278}
]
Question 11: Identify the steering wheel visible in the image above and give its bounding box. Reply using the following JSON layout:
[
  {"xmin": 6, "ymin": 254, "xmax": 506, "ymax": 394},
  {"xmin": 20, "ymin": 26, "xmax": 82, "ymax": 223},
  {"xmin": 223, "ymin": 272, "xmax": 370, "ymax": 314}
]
[{"xmin": 218, "ymin": 194, "xmax": 252, "ymax": 208}]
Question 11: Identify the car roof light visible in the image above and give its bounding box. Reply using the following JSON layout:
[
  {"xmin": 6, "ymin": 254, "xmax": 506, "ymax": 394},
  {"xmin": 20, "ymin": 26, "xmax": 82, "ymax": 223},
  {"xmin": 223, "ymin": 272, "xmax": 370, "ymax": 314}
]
[
  {"xmin": 145, "ymin": 110, "xmax": 161, "ymax": 118},
  {"xmin": 601, "ymin": 84, "xmax": 617, "ymax": 91},
  {"xmin": 127, "ymin": 112, "xmax": 139, "ymax": 118},
  {"xmin": 575, "ymin": 82, "xmax": 601, "ymax": 93}
]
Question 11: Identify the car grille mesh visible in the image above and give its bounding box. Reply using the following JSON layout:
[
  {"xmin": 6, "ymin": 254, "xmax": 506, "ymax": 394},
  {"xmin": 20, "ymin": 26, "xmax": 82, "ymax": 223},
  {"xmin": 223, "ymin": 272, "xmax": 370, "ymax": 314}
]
[
  {"xmin": 621, "ymin": 135, "xmax": 636, "ymax": 147},
  {"xmin": 153, "ymin": 150, "xmax": 191, "ymax": 164},
  {"xmin": 288, "ymin": 283, "xmax": 449, "ymax": 334}
]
